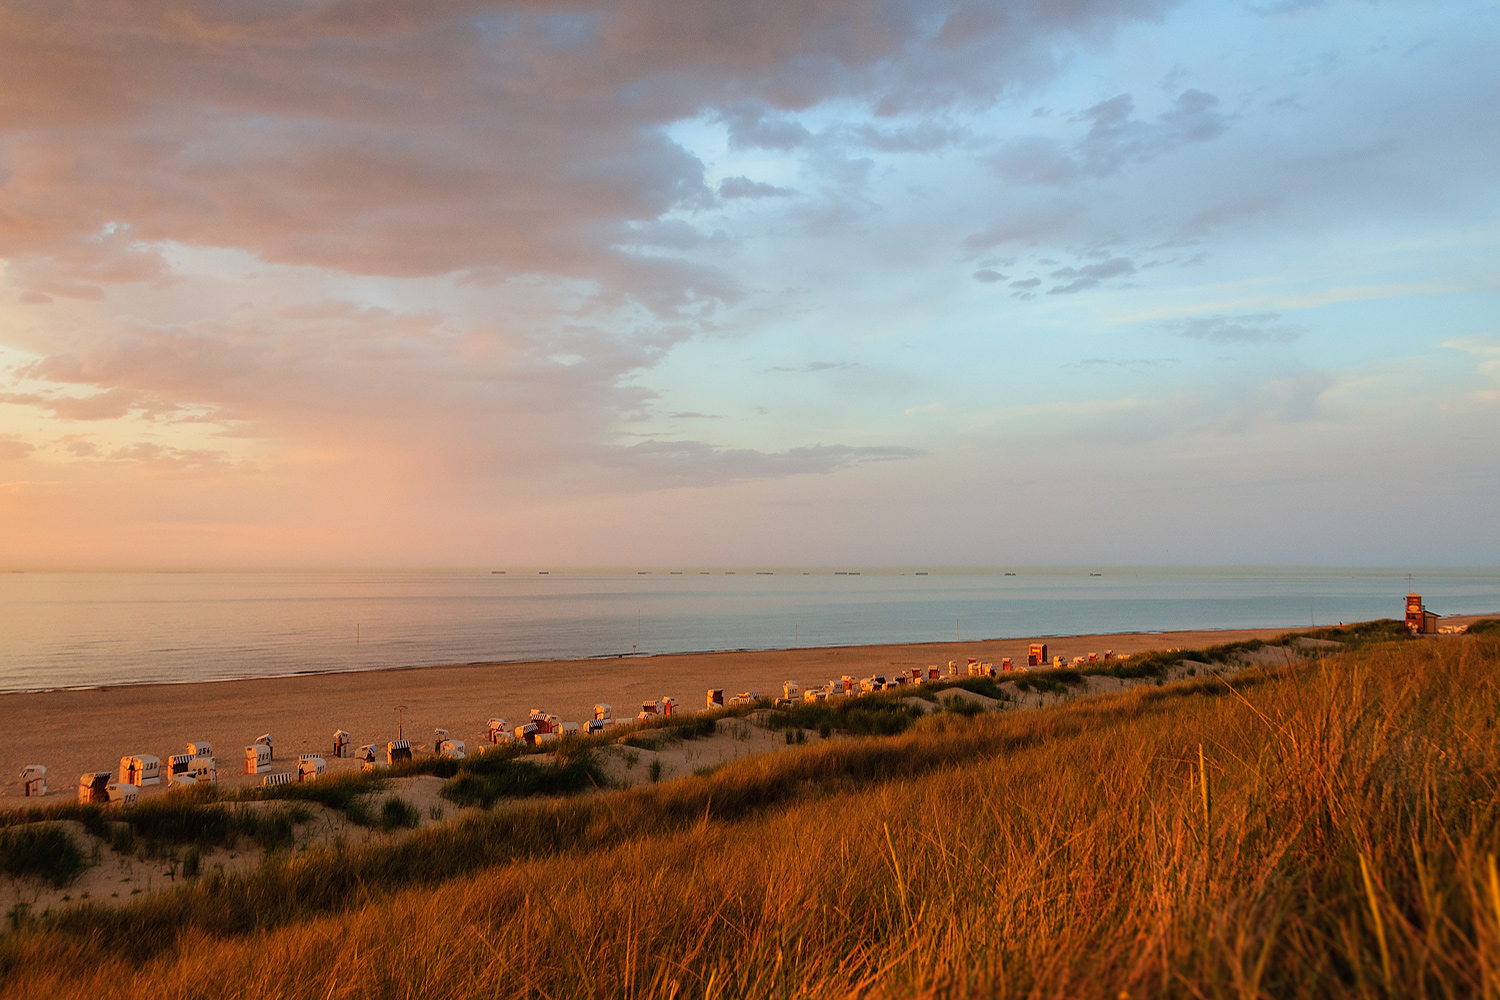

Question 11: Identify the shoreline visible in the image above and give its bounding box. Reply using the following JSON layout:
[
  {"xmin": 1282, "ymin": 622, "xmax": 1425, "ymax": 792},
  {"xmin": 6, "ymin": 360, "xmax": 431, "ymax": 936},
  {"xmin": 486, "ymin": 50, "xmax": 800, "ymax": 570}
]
[{"xmin": 4, "ymin": 616, "xmax": 1493, "ymax": 808}]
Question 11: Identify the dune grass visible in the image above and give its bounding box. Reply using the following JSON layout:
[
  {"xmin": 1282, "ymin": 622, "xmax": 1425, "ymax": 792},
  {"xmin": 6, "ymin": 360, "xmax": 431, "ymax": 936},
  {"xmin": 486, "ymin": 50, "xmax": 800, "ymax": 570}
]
[
  {"xmin": 1, "ymin": 633, "xmax": 1497, "ymax": 998},
  {"xmin": 0, "ymin": 827, "xmax": 86, "ymax": 889}
]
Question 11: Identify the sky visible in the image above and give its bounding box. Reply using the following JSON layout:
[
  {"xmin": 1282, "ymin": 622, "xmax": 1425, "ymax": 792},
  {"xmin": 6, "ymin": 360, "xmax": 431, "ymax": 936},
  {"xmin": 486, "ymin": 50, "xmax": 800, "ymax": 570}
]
[{"xmin": 0, "ymin": 0, "xmax": 1497, "ymax": 569}]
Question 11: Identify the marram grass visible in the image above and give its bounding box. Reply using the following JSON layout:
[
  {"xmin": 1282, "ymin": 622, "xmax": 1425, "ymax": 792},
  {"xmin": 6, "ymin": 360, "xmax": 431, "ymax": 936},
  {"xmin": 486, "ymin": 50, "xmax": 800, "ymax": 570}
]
[{"xmin": 4, "ymin": 635, "xmax": 1499, "ymax": 999}]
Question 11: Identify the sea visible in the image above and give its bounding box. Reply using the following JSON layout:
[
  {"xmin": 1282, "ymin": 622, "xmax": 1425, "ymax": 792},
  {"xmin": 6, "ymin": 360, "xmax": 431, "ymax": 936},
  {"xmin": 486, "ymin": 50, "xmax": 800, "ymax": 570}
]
[{"xmin": 1, "ymin": 567, "xmax": 1496, "ymax": 694}]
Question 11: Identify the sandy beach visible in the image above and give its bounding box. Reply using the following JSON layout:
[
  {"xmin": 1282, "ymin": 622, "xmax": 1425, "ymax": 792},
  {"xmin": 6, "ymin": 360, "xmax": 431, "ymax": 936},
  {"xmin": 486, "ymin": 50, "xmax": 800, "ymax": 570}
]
[{"xmin": 2, "ymin": 618, "xmax": 1491, "ymax": 806}]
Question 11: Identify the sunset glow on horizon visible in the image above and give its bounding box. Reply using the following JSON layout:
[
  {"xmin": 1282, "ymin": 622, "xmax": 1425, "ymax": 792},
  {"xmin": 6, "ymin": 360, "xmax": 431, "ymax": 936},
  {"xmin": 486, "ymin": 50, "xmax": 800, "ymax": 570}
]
[{"xmin": 1, "ymin": 0, "xmax": 1497, "ymax": 569}]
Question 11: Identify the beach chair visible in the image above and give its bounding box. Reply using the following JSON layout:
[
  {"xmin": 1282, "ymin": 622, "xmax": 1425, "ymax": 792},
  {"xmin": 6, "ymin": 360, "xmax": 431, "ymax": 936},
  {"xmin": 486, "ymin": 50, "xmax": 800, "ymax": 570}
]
[
  {"xmin": 192, "ymin": 757, "xmax": 217, "ymax": 784},
  {"xmin": 255, "ymin": 734, "xmax": 274, "ymax": 760},
  {"xmin": 782, "ymin": 681, "xmax": 800, "ymax": 700},
  {"xmin": 245, "ymin": 744, "xmax": 272, "ymax": 774},
  {"xmin": 78, "ymin": 771, "xmax": 111, "ymax": 804},
  {"xmin": 515, "ymin": 723, "xmax": 539, "ymax": 745},
  {"xmin": 1028, "ymin": 644, "xmax": 1048, "ymax": 668},
  {"xmin": 555, "ymin": 722, "xmax": 579, "ymax": 737},
  {"xmin": 661, "ymin": 697, "xmax": 676, "ymax": 717},
  {"xmin": 106, "ymin": 782, "xmax": 139, "ymax": 806},
  {"xmin": 19, "ymin": 765, "xmax": 46, "ymax": 797},
  {"xmin": 121, "ymin": 754, "xmax": 160, "ymax": 786},
  {"xmin": 262, "ymin": 772, "xmax": 295, "ymax": 788},
  {"xmin": 437, "ymin": 739, "xmax": 466, "ymax": 759},
  {"xmin": 594, "ymin": 704, "xmax": 614, "ymax": 722},
  {"xmin": 167, "ymin": 753, "xmax": 197, "ymax": 787},
  {"xmin": 298, "ymin": 755, "xmax": 326, "ymax": 780},
  {"xmin": 332, "ymin": 730, "xmax": 351, "ymax": 758},
  {"xmin": 387, "ymin": 740, "xmax": 413, "ymax": 764},
  {"xmin": 1001, "ymin": 657, "xmax": 1012, "ymax": 671},
  {"xmin": 706, "ymin": 690, "xmax": 724, "ymax": 710}
]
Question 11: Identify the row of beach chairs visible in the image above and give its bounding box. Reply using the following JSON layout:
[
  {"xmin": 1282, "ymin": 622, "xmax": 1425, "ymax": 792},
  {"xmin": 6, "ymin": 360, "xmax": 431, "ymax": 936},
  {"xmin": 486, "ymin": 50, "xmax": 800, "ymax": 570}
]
[{"xmin": 28, "ymin": 654, "xmax": 1120, "ymax": 803}]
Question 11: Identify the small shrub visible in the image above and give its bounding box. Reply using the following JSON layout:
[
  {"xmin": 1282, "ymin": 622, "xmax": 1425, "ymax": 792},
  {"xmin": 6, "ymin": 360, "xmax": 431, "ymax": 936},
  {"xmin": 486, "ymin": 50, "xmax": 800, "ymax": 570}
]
[
  {"xmin": 343, "ymin": 798, "xmax": 375, "ymax": 827},
  {"xmin": 649, "ymin": 759, "xmax": 663, "ymax": 783},
  {"xmin": 244, "ymin": 773, "xmax": 387, "ymax": 823},
  {"xmin": 182, "ymin": 847, "xmax": 201, "ymax": 878},
  {"xmin": 109, "ymin": 823, "xmax": 136, "ymax": 855},
  {"xmin": 766, "ymin": 693, "xmax": 923, "ymax": 737},
  {"xmin": 0, "ymin": 825, "xmax": 88, "ymax": 887},
  {"xmin": 794, "ymin": 728, "xmax": 806, "ymax": 744},
  {"xmin": 6, "ymin": 902, "xmax": 33, "ymax": 932},
  {"xmin": 818, "ymin": 722, "xmax": 832, "ymax": 739},
  {"xmin": 442, "ymin": 751, "xmax": 607, "ymax": 808},
  {"xmin": 378, "ymin": 797, "xmax": 421, "ymax": 831},
  {"xmin": 250, "ymin": 809, "xmax": 298, "ymax": 851},
  {"xmin": 943, "ymin": 695, "xmax": 984, "ymax": 717}
]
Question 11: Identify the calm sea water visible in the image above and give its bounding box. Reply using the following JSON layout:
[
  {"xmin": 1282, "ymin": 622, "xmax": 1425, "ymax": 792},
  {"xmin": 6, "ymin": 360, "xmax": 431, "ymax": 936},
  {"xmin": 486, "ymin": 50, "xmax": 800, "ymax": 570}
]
[{"xmin": 1, "ymin": 567, "xmax": 1496, "ymax": 693}]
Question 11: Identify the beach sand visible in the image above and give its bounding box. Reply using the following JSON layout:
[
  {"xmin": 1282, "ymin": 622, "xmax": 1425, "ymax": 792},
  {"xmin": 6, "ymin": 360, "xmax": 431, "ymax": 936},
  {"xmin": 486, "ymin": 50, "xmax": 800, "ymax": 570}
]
[{"xmin": 3, "ymin": 617, "xmax": 1492, "ymax": 806}]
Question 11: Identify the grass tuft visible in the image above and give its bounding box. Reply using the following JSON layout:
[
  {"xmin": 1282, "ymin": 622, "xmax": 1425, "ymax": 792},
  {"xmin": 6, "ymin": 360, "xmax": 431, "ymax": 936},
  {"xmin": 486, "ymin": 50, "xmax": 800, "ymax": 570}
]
[{"xmin": 0, "ymin": 826, "xmax": 87, "ymax": 888}]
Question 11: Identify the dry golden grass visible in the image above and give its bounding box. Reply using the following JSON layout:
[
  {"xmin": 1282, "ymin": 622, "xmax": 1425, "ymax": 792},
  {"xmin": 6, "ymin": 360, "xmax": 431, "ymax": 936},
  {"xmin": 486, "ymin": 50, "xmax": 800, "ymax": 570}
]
[{"xmin": 4, "ymin": 635, "xmax": 1499, "ymax": 999}]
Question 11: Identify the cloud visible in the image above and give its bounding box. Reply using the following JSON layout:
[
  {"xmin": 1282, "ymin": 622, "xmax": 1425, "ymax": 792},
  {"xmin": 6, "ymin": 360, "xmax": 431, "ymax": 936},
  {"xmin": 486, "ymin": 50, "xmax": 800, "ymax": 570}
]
[
  {"xmin": 0, "ymin": 436, "xmax": 34, "ymax": 461},
  {"xmin": 1171, "ymin": 312, "xmax": 1306, "ymax": 343},
  {"xmin": 719, "ymin": 103, "xmax": 814, "ymax": 151},
  {"xmin": 0, "ymin": 0, "xmax": 1187, "ymax": 310},
  {"xmin": 853, "ymin": 122, "xmax": 967, "ymax": 153},
  {"xmin": 0, "ymin": 387, "xmax": 177, "ymax": 421},
  {"xmin": 56, "ymin": 435, "xmax": 98, "ymax": 457},
  {"xmin": 991, "ymin": 89, "xmax": 1229, "ymax": 188},
  {"xmin": 718, "ymin": 177, "xmax": 795, "ymax": 199},
  {"xmin": 1442, "ymin": 336, "xmax": 1500, "ymax": 400},
  {"xmin": 605, "ymin": 439, "xmax": 923, "ymax": 487},
  {"xmin": 972, "ymin": 269, "xmax": 1007, "ymax": 283},
  {"xmin": 1047, "ymin": 257, "xmax": 1136, "ymax": 294},
  {"xmin": 764, "ymin": 361, "xmax": 863, "ymax": 374}
]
